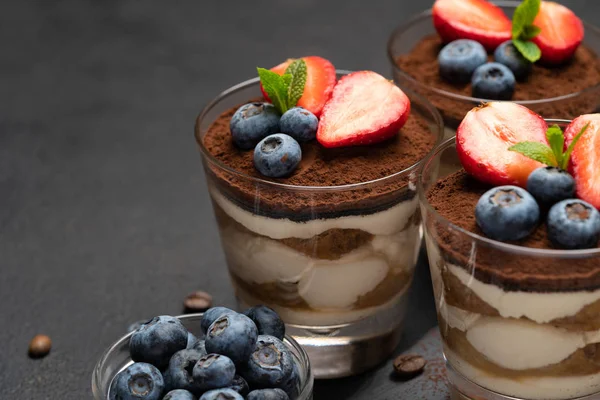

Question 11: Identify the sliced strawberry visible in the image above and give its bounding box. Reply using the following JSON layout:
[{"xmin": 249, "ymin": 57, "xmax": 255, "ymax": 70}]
[
  {"xmin": 533, "ymin": 1, "xmax": 584, "ymax": 65},
  {"xmin": 432, "ymin": 0, "xmax": 512, "ymax": 51},
  {"xmin": 316, "ymin": 71, "xmax": 411, "ymax": 148},
  {"xmin": 457, "ymin": 102, "xmax": 548, "ymax": 187},
  {"xmin": 564, "ymin": 114, "xmax": 600, "ymax": 209},
  {"xmin": 259, "ymin": 56, "xmax": 336, "ymax": 117}
]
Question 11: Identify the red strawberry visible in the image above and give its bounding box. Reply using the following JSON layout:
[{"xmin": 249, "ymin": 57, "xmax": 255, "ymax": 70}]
[
  {"xmin": 260, "ymin": 56, "xmax": 336, "ymax": 117},
  {"xmin": 316, "ymin": 71, "xmax": 411, "ymax": 148},
  {"xmin": 533, "ymin": 1, "xmax": 584, "ymax": 65},
  {"xmin": 432, "ymin": 0, "xmax": 512, "ymax": 51},
  {"xmin": 564, "ymin": 114, "xmax": 600, "ymax": 209},
  {"xmin": 457, "ymin": 102, "xmax": 548, "ymax": 187}
]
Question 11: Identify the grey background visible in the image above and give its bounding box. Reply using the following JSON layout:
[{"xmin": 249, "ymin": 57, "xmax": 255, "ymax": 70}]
[{"xmin": 1, "ymin": 1, "xmax": 598, "ymax": 399}]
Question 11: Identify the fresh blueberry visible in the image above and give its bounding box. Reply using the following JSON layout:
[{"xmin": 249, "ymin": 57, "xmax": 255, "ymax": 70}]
[
  {"xmin": 205, "ymin": 313, "xmax": 258, "ymax": 365},
  {"xmin": 192, "ymin": 339, "xmax": 207, "ymax": 355},
  {"xmin": 279, "ymin": 107, "xmax": 318, "ymax": 142},
  {"xmin": 201, "ymin": 307, "xmax": 236, "ymax": 334},
  {"xmin": 247, "ymin": 388, "xmax": 290, "ymax": 400},
  {"xmin": 547, "ymin": 199, "xmax": 600, "ymax": 249},
  {"xmin": 230, "ymin": 103, "xmax": 280, "ymax": 150},
  {"xmin": 494, "ymin": 40, "xmax": 532, "ymax": 80},
  {"xmin": 471, "ymin": 62, "xmax": 516, "ymax": 100},
  {"xmin": 163, "ymin": 349, "xmax": 205, "ymax": 395},
  {"xmin": 199, "ymin": 388, "xmax": 243, "ymax": 400},
  {"xmin": 193, "ymin": 353, "xmax": 236, "ymax": 391},
  {"xmin": 240, "ymin": 335, "xmax": 294, "ymax": 389},
  {"xmin": 186, "ymin": 332, "xmax": 199, "ymax": 349},
  {"xmin": 280, "ymin": 362, "xmax": 300, "ymax": 399},
  {"xmin": 163, "ymin": 389, "xmax": 197, "ymax": 400},
  {"xmin": 475, "ymin": 186, "xmax": 540, "ymax": 241},
  {"xmin": 109, "ymin": 362, "xmax": 164, "ymax": 400},
  {"xmin": 527, "ymin": 167, "xmax": 576, "ymax": 207},
  {"xmin": 129, "ymin": 316, "xmax": 188, "ymax": 370},
  {"xmin": 438, "ymin": 39, "xmax": 487, "ymax": 84},
  {"xmin": 227, "ymin": 375, "xmax": 250, "ymax": 397},
  {"xmin": 243, "ymin": 305, "xmax": 285, "ymax": 340},
  {"xmin": 253, "ymin": 134, "xmax": 302, "ymax": 178}
]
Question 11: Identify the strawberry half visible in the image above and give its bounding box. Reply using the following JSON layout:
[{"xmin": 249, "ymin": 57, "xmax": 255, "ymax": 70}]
[
  {"xmin": 316, "ymin": 71, "xmax": 411, "ymax": 148},
  {"xmin": 457, "ymin": 102, "xmax": 548, "ymax": 187},
  {"xmin": 432, "ymin": 0, "xmax": 512, "ymax": 51},
  {"xmin": 260, "ymin": 56, "xmax": 336, "ymax": 117},
  {"xmin": 564, "ymin": 114, "xmax": 600, "ymax": 209},
  {"xmin": 533, "ymin": 1, "xmax": 584, "ymax": 65}
]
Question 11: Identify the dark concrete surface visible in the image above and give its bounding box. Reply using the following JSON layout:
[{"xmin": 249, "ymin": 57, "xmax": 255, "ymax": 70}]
[{"xmin": 1, "ymin": 0, "xmax": 598, "ymax": 399}]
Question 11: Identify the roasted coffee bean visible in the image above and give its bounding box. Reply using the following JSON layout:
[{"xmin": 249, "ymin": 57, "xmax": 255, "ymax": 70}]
[
  {"xmin": 393, "ymin": 354, "xmax": 426, "ymax": 378},
  {"xmin": 183, "ymin": 291, "xmax": 213, "ymax": 313},
  {"xmin": 28, "ymin": 334, "xmax": 52, "ymax": 358}
]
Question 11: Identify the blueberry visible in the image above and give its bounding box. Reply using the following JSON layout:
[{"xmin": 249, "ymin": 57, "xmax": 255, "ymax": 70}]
[
  {"xmin": 527, "ymin": 167, "xmax": 576, "ymax": 207},
  {"xmin": 494, "ymin": 40, "xmax": 532, "ymax": 81},
  {"xmin": 247, "ymin": 388, "xmax": 290, "ymax": 400},
  {"xmin": 109, "ymin": 362, "xmax": 164, "ymax": 400},
  {"xmin": 230, "ymin": 103, "xmax": 280, "ymax": 150},
  {"xmin": 280, "ymin": 362, "xmax": 300, "ymax": 399},
  {"xmin": 240, "ymin": 335, "xmax": 294, "ymax": 389},
  {"xmin": 205, "ymin": 313, "xmax": 258, "ymax": 365},
  {"xmin": 129, "ymin": 316, "xmax": 188, "ymax": 370},
  {"xmin": 227, "ymin": 375, "xmax": 249, "ymax": 397},
  {"xmin": 186, "ymin": 332, "xmax": 199, "ymax": 349},
  {"xmin": 438, "ymin": 39, "xmax": 487, "ymax": 84},
  {"xmin": 475, "ymin": 186, "xmax": 540, "ymax": 241},
  {"xmin": 243, "ymin": 305, "xmax": 285, "ymax": 340},
  {"xmin": 192, "ymin": 339, "xmax": 207, "ymax": 355},
  {"xmin": 193, "ymin": 354, "xmax": 236, "ymax": 391},
  {"xmin": 471, "ymin": 62, "xmax": 516, "ymax": 100},
  {"xmin": 253, "ymin": 134, "xmax": 302, "ymax": 178},
  {"xmin": 199, "ymin": 388, "xmax": 243, "ymax": 400},
  {"xmin": 163, "ymin": 389, "xmax": 197, "ymax": 400},
  {"xmin": 163, "ymin": 349, "xmax": 205, "ymax": 395},
  {"xmin": 201, "ymin": 307, "xmax": 236, "ymax": 334},
  {"xmin": 548, "ymin": 199, "xmax": 600, "ymax": 249},
  {"xmin": 279, "ymin": 107, "xmax": 318, "ymax": 142}
]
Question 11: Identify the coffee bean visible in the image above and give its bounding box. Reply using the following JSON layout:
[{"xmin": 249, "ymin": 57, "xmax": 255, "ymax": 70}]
[
  {"xmin": 393, "ymin": 354, "xmax": 426, "ymax": 378},
  {"xmin": 28, "ymin": 334, "xmax": 52, "ymax": 359},
  {"xmin": 183, "ymin": 290, "xmax": 213, "ymax": 313}
]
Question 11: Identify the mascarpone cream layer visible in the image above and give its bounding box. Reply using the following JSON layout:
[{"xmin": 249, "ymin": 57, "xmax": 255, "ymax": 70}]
[
  {"xmin": 210, "ymin": 187, "xmax": 418, "ymax": 240},
  {"xmin": 447, "ymin": 348, "xmax": 600, "ymax": 400}
]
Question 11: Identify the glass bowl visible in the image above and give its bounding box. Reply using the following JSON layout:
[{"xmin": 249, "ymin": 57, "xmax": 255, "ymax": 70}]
[
  {"xmin": 388, "ymin": 1, "xmax": 600, "ymax": 130},
  {"xmin": 194, "ymin": 70, "xmax": 444, "ymax": 378},
  {"xmin": 418, "ymin": 123, "xmax": 600, "ymax": 400},
  {"xmin": 92, "ymin": 313, "xmax": 314, "ymax": 400}
]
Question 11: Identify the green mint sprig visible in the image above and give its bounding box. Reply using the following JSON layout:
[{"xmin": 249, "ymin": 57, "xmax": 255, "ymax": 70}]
[
  {"xmin": 511, "ymin": 0, "xmax": 542, "ymax": 63},
  {"xmin": 257, "ymin": 59, "xmax": 307, "ymax": 114},
  {"xmin": 508, "ymin": 123, "xmax": 590, "ymax": 170}
]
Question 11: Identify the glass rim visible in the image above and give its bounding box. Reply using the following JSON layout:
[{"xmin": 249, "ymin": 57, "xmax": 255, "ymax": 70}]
[
  {"xmin": 91, "ymin": 313, "xmax": 314, "ymax": 400},
  {"xmin": 417, "ymin": 119, "xmax": 600, "ymax": 258},
  {"xmin": 194, "ymin": 69, "xmax": 445, "ymax": 192},
  {"xmin": 386, "ymin": 0, "xmax": 600, "ymax": 106}
]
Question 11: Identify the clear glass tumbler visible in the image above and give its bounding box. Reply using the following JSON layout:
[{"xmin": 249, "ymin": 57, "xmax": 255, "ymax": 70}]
[
  {"xmin": 419, "ymin": 130, "xmax": 600, "ymax": 400},
  {"xmin": 195, "ymin": 71, "xmax": 444, "ymax": 378}
]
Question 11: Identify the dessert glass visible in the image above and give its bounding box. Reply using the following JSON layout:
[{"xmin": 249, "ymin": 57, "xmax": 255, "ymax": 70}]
[
  {"xmin": 195, "ymin": 71, "xmax": 444, "ymax": 378},
  {"xmin": 92, "ymin": 313, "xmax": 314, "ymax": 400},
  {"xmin": 387, "ymin": 0, "xmax": 600, "ymax": 133},
  {"xmin": 419, "ymin": 127, "xmax": 600, "ymax": 400}
]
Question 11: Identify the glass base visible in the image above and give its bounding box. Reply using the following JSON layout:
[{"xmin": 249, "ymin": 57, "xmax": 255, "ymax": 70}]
[{"xmin": 238, "ymin": 290, "xmax": 408, "ymax": 379}]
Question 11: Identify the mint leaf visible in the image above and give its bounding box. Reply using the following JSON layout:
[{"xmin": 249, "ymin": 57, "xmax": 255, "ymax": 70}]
[
  {"xmin": 562, "ymin": 122, "xmax": 590, "ymax": 170},
  {"xmin": 508, "ymin": 141, "xmax": 557, "ymax": 167},
  {"xmin": 285, "ymin": 59, "xmax": 307, "ymax": 109},
  {"xmin": 257, "ymin": 67, "xmax": 290, "ymax": 114},
  {"xmin": 513, "ymin": 39, "xmax": 542, "ymax": 63},
  {"xmin": 546, "ymin": 125, "xmax": 565, "ymax": 167},
  {"xmin": 512, "ymin": 0, "xmax": 541, "ymax": 39},
  {"xmin": 521, "ymin": 25, "xmax": 541, "ymax": 40}
]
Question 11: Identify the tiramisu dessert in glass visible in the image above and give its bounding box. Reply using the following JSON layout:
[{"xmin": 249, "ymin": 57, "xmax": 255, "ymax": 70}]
[
  {"xmin": 419, "ymin": 101, "xmax": 600, "ymax": 399},
  {"xmin": 195, "ymin": 56, "xmax": 444, "ymax": 377},
  {"xmin": 388, "ymin": 0, "xmax": 600, "ymax": 131}
]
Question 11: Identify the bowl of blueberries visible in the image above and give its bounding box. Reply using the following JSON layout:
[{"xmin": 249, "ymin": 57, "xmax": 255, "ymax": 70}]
[{"xmin": 92, "ymin": 306, "xmax": 313, "ymax": 400}]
